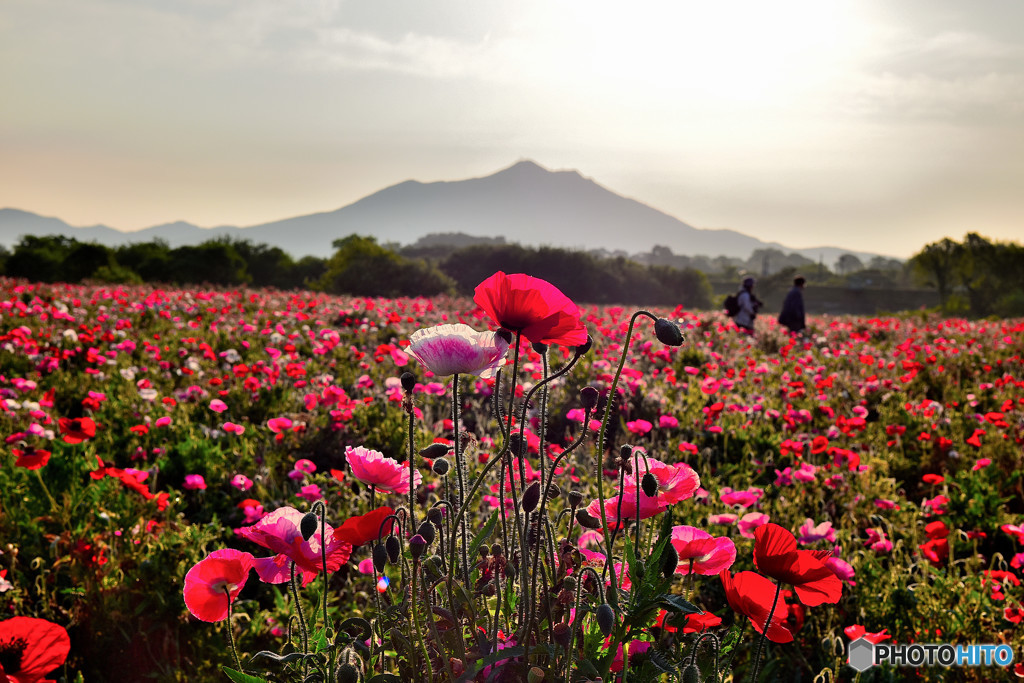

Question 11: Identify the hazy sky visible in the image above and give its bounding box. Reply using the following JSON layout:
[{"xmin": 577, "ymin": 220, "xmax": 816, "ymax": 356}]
[{"xmin": 3, "ymin": 0, "xmax": 1023, "ymax": 257}]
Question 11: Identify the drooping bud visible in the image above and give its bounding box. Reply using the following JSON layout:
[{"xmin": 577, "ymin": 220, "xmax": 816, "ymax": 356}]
[
  {"xmin": 490, "ymin": 543, "xmax": 503, "ymax": 557},
  {"xmin": 596, "ymin": 604, "xmax": 615, "ymax": 636},
  {"xmin": 654, "ymin": 318, "xmax": 684, "ymax": 346},
  {"xmin": 531, "ymin": 341, "xmax": 548, "ymax": 355},
  {"xmin": 568, "ymin": 490, "xmax": 584, "ymax": 508},
  {"xmin": 426, "ymin": 507, "xmax": 444, "ymax": 526},
  {"xmin": 385, "ymin": 535, "xmax": 401, "ymax": 564},
  {"xmin": 400, "ymin": 371, "xmax": 416, "ymax": 392},
  {"xmin": 421, "ymin": 442, "xmax": 452, "ymax": 459},
  {"xmin": 417, "ymin": 520, "xmax": 436, "ymax": 545},
  {"xmin": 300, "ymin": 512, "xmax": 319, "ymax": 541},
  {"xmin": 641, "ymin": 472, "xmax": 659, "ymax": 498},
  {"xmin": 372, "ymin": 544, "xmax": 388, "ymax": 573},
  {"xmin": 432, "ymin": 458, "xmax": 450, "ymax": 476},
  {"xmin": 478, "ymin": 544, "xmax": 490, "ymax": 558},
  {"xmin": 682, "ymin": 663, "xmax": 701, "ymax": 683},
  {"xmin": 575, "ymin": 510, "xmax": 602, "ymax": 530},
  {"xmin": 508, "ymin": 434, "xmax": 527, "ymax": 458},
  {"xmin": 521, "ymin": 481, "xmax": 541, "ymax": 513},
  {"xmin": 580, "ymin": 386, "xmax": 599, "ymax": 411},
  {"xmin": 633, "ymin": 559, "xmax": 645, "ymax": 582},
  {"xmin": 661, "ymin": 542, "xmax": 679, "ymax": 579},
  {"xmin": 408, "ymin": 534, "xmax": 427, "ymax": 559}
]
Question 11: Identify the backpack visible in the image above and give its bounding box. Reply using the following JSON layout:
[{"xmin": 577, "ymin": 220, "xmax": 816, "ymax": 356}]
[{"xmin": 724, "ymin": 292, "xmax": 742, "ymax": 317}]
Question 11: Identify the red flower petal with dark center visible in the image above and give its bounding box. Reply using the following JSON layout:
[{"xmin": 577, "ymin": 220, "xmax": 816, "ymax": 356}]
[
  {"xmin": 58, "ymin": 417, "xmax": 97, "ymax": 444},
  {"xmin": 12, "ymin": 448, "xmax": 51, "ymax": 471},
  {"xmin": 473, "ymin": 272, "xmax": 587, "ymax": 347},
  {"xmin": 0, "ymin": 616, "xmax": 70, "ymax": 682},
  {"xmin": 182, "ymin": 549, "xmax": 254, "ymax": 622}
]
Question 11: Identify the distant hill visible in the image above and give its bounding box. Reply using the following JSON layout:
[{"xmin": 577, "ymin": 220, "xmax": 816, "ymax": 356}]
[{"xmin": 0, "ymin": 161, "xmax": 887, "ymax": 263}]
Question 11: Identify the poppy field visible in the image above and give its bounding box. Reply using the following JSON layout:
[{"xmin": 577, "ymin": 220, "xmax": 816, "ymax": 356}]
[{"xmin": 1, "ymin": 275, "xmax": 1022, "ymax": 683}]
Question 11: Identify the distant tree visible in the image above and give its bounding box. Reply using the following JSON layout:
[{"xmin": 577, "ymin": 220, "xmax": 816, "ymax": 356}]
[
  {"xmin": 230, "ymin": 240, "xmax": 296, "ymax": 289},
  {"xmin": 317, "ymin": 235, "xmax": 453, "ymax": 297},
  {"xmin": 835, "ymin": 253, "xmax": 864, "ymax": 275},
  {"xmin": 116, "ymin": 240, "xmax": 172, "ymax": 282},
  {"xmin": 909, "ymin": 238, "xmax": 959, "ymax": 309},
  {"xmin": 167, "ymin": 240, "xmax": 248, "ymax": 285},
  {"xmin": 5, "ymin": 235, "xmax": 75, "ymax": 282},
  {"xmin": 63, "ymin": 241, "xmax": 117, "ymax": 282}
]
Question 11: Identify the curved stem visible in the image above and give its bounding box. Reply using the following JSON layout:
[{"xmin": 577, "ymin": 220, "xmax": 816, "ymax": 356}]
[
  {"xmin": 750, "ymin": 581, "xmax": 782, "ymax": 683},
  {"xmin": 224, "ymin": 588, "xmax": 242, "ymax": 672}
]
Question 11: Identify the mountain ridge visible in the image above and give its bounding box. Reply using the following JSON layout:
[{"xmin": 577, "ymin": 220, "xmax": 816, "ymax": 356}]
[{"xmin": 0, "ymin": 161, "xmax": 890, "ymax": 263}]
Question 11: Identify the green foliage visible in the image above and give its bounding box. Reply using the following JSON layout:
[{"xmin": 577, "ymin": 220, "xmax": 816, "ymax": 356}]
[{"xmin": 317, "ymin": 234, "xmax": 455, "ymax": 297}]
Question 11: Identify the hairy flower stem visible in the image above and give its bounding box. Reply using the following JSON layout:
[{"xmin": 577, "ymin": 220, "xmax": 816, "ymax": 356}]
[
  {"xmin": 594, "ymin": 310, "xmax": 659, "ymax": 594},
  {"xmin": 224, "ymin": 587, "xmax": 242, "ymax": 672},
  {"xmin": 407, "ymin": 394, "xmax": 417, "ymax": 532},
  {"xmin": 310, "ymin": 501, "xmax": 331, "ymax": 637},
  {"xmin": 451, "ymin": 373, "xmax": 470, "ymax": 582},
  {"xmin": 410, "ymin": 560, "xmax": 435, "ymax": 681},
  {"xmin": 289, "ymin": 562, "xmax": 309, "ymax": 677},
  {"xmin": 750, "ymin": 581, "xmax": 783, "ymax": 683}
]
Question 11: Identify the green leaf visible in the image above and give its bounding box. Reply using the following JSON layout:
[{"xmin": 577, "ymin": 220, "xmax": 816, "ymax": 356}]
[
  {"xmin": 656, "ymin": 593, "xmax": 702, "ymax": 614},
  {"xmin": 222, "ymin": 667, "xmax": 269, "ymax": 683},
  {"xmin": 468, "ymin": 509, "xmax": 499, "ymax": 560}
]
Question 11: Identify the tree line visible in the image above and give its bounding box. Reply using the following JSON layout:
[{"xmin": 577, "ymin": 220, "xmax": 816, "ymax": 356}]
[{"xmin": 1, "ymin": 232, "xmax": 1018, "ymax": 315}]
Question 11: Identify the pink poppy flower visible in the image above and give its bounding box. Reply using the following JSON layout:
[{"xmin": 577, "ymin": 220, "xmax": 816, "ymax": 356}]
[
  {"xmin": 738, "ymin": 512, "xmax": 771, "ymax": 538},
  {"xmin": 295, "ymin": 484, "xmax": 322, "ymax": 502},
  {"xmin": 183, "ymin": 474, "xmax": 207, "ymax": 490},
  {"xmin": 622, "ymin": 454, "xmax": 700, "ymax": 506},
  {"xmin": 658, "ymin": 415, "xmax": 679, "ymax": 428},
  {"xmin": 793, "ymin": 462, "xmax": 817, "ymax": 483},
  {"xmin": 625, "ymin": 419, "xmax": 653, "ymax": 435},
  {"xmin": 797, "ymin": 519, "xmax": 837, "ymax": 545},
  {"xmin": 473, "ymin": 271, "xmax": 587, "ymax": 346},
  {"xmin": 708, "ymin": 513, "xmax": 738, "ymax": 526},
  {"xmin": 670, "ymin": 526, "xmax": 737, "ymax": 575},
  {"xmin": 719, "ymin": 487, "xmax": 763, "ymax": 509},
  {"xmin": 267, "ymin": 417, "xmax": 293, "ymax": 433},
  {"xmin": 407, "ymin": 324, "xmax": 510, "ymax": 378},
  {"xmin": 183, "ymin": 548, "xmax": 254, "ymax": 622},
  {"xmin": 826, "ymin": 556, "xmax": 856, "ymax": 585},
  {"xmin": 235, "ymin": 506, "xmax": 352, "ymax": 585},
  {"xmin": 231, "ymin": 474, "xmax": 253, "ymax": 491},
  {"xmin": 346, "ymin": 446, "xmax": 421, "ymax": 495},
  {"xmin": 0, "ymin": 616, "xmax": 71, "ymax": 682},
  {"xmin": 586, "ymin": 490, "xmax": 666, "ymax": 525},
  {"xmin": 223, "ymin": 422, "xmax": 245, "ymax": 435},
  {"xmin": 155, "ymin": 416, "xmax": 172, "ymax": 428},
  {"xmin": 972, "ymin": 458, "xmax": 991, "ymax": 471},
  {"xmin": 209, "ymin": 399, "xmax": 228, "ymax": 413}
]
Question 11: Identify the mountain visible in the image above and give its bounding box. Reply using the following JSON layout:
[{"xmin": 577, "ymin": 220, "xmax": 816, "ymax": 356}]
[{"xmin": 0, "ymin": 161, "xmax": 886, "ymax": 262}]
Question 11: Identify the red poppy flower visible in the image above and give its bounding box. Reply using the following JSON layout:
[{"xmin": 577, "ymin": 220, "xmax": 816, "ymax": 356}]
[
  {"xmin": 0, "ymin": 616, "xmax": 70, "ymax": 683},
  {"xmin": 182, "ymin": 548, "xmax": 255, "ymax": 622},
  {"xmin": 473, "ymin": 271, "xmax": 587, "ymax": 346},
  {"xmin": 719, "ymin": 570, "xmax": 793, "ymax": 643},
  {"xmin": 810, "ymin": 436, "xmax": 829, "ymax": 454},
  {"xmin": 57, "ymin": 417, "xmax": 96, "ymax": 444},
  {"xmin": 844, "ymin": 624, "xmax": 890, "ymax": 643},
  {"xmin": 332, "ymin": 506, "xmax": 395, "ymax": 547},
  {"xmin": 11, "ymin": 448, "xmax": 51, "ymax": 471},
  {"xmin": 753, "ymin": 523, "xmax": 842, "ymax": 606}
]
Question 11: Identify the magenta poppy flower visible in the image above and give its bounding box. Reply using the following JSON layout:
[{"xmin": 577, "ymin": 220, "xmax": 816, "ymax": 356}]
[
  {"xmin": 183, "ymin": 548, "xmax": 255, "ymax": 622},
  {"xmin": 407, "ymin": 324, "xmax": 510, "ymax": 378},
  {"xmin": 267, "ymin": 417, "xmax": 293, "ymax": 433},
  {"xmin": 738, "ymin": 512, "xmax": 771, "ymax": 538},
  {"xmin": 235, "ymin": 506, "xmax": 352, "ymax": 585},
  {"xmin": 797, "ymin": 519, "xmax": 837, "ymax": 545},
  {"xmin": 625, "ymin": 419, "xmax": 653, "ymax": 435},
  {"xmin": 719, "ymin": 487, "xmax": 764, "ymax": 509},
  {"xmin": 670, "ymin": 525, "xmax": 737, "ymax": 575},
  {"xmin": 209, "ymin": 399, "xmax": 228, "ymax": 413},
  {"xmin": 622, "ymin": 454, "xmax": 700, "ymax": 506},
  {"xmin": 585, "ymin": 490, "xmax": 666, "ymax": 525},
  {"xmin": 231, "ymin": 474, "xmax": 254, "ymax": 491},
  {"xmin": 473, "ymin": 271, "xmax": 587, "ymax": 346},
  {"xmin": 223, "ymin": 422, "xmax": 245, "ymax": 435},
  {"xmin": 346, "ymin": 446, "xmax": 420, "ymax": 495},
  {"xmin": 183, "ymin": 474, "xmax": 207, "ymax": 490},
  {"xmin": 0, "ymin": 616, "xmax": 71, "ymax": 682}
]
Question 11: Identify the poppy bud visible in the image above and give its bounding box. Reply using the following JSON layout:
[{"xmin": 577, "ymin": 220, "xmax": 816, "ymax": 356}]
[
  {"xmin": 385, "ymin": 535, "xmax": 401, "ymax": 564},
  {"xmin": 490, "ymin": 543, "xmax": 503, "ymax": 557},
  {"xmin": 400, "ymin": 371, "xmax": 416, "ymax": 392},
  {"xmin": 633, "ymin": 559, "xmax": 645, "ymax": 582},
  {"xmin": 619, "ymin": 444, "xmax": 633, "ymax": 464},
  {"xmin": 596, "ymin": 603, "xmax": 615, "ymax": 636},
  {"xmin": 496, "ymin": 328, "xmax": 514, "ymax": 344},
  {"xmin": 372, "ymin": 544, "xmax": 388, "ymax": 573},
  {"xmin": 421, "ymin": 443, "xmax": 451, "ymax": 458},
  {"xmin": 568, "ymin": 490, "xmax": 583, "ymax": 508},
  {"xmin": 300, "ymin": 512, "xmax": 319, "ymax": 541},
  {"xmin": 432, "ymin": 458, "xmax": 450, "ymax": 476},
  {"xmin": 337, "ymin": 663, "xmax": 360, "ymax": 683},
  {"xmin": 552, "ymin": 622, "xmax": 571, "ymax": 648},
  {"xmin": 546, "ymin": 483, "xmax": 561, "ymax": 499},
  {"xmin": 580, "ymin": 386, "xmax": 599, "ymax": 411},
  {"xmin": 478, "ymin": 544, "xmax": 490, "ymax": 558},
  {"xmin": 682, "ymin": 663, "xmax": 701, "ymax": 683},
  {"xmin": 417, "ymin": 521, "xmax": 435, "ymax": 545},
  {"xmin": 605, "ymin": 584, "xmax": 618, "ymax": 607},
  {"xmin": 575, "ymin": 510, "xmax": 601, "ymax": 529},
  {"xmin": 641, "ymin": 472, "xmax": 659, "ymax": 498},
  {"xmin": 522, "ymin": 481, "xmax": 541, "ymax": 513},
  {"xmin": 562, "ymin": 576, "xmax": 577, "ymax": 593},
  {"xmin": 654, "ymin": 318, "xmax": 684, "ymax": 346},
  {"xmin": 409, "ymin": 534, "xmax": 427, "ymax": 559},
  {"xmin": 508, "ymin": 434, "xmax": 527, "ymax": 457},
  {"xmin": 661, "ymin": 543, "xmax": 679, "ymax": 579},
  {"xmin": 528, "ymin": 666, "xmax": 545, "ymax": 683},
  {"xmin": 531, "ymin": 341, "xmax": 548, "ymax": 354},
  {"xmin": 426, "ymin": 507, "xmax": 444, "ymax": 526},
  {"xmin": 574, "ymin": 335, "xmax": 594, "ymax": 356}
]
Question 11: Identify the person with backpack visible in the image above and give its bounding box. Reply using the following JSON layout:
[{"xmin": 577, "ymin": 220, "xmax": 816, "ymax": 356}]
[
  {"xmin": 729, "ymin": 277, "xmax": 761, "ymax": 334},
  {"xmin": 778, "ymin": 275, "xmax": 807, "ymax": 335}
]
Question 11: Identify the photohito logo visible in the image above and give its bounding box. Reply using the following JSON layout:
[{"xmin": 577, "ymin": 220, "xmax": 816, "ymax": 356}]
[{"xmin": 848, "ymin": 638, "xmax": 1015, "ymax": 672}]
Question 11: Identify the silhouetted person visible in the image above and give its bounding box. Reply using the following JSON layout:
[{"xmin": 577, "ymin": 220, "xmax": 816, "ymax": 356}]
[
  {"xmin": 735, "ymin": 277, "xmax": 761, "ymax": 334},
  {"xmin": 778, "ymin": 276, "xmax": 806, "ymax": 334}
]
